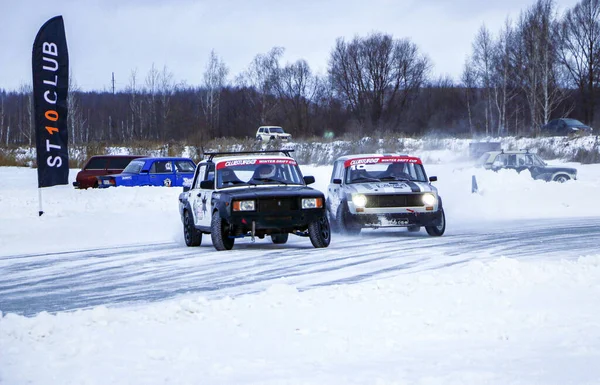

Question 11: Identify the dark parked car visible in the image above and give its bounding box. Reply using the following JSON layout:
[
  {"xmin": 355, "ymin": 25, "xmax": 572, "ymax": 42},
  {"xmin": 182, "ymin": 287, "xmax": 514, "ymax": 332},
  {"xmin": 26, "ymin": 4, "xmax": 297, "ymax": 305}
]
[
  {"xmin": 541, "ymin": 118, "xmax": 592, "ymax": 136},
  {"xmin": 476, "ymin": 150, "xmax": 577, "ymax": 183},
  {"xmin": 178, "ymin": 150, "xmax": 330, "ymax": 251},
  {"xmin": 97, "ymin": 157, "xmax": 196, "ymax": 188},
  {"xmin": 73, "ymin": 155, "xmax": 144, "ymax": 189}
]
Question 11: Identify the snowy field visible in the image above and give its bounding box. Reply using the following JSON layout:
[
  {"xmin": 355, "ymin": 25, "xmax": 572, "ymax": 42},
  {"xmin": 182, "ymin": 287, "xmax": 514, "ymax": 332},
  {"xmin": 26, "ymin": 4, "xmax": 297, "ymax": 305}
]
[{"xmin": 1, "ymin": 150, "xmax": 600, "ymax": 385}]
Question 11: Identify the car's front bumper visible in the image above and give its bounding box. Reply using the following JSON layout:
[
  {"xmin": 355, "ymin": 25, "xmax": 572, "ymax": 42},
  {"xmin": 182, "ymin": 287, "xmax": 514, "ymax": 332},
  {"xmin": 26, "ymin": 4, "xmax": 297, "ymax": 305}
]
[
  {"xmin": 352, "ymin": 211, "xmax": 443, "ymax": 228},
  {"xmin": 228, "ymin": 208, "xmax": 325, "ymax": 231}
]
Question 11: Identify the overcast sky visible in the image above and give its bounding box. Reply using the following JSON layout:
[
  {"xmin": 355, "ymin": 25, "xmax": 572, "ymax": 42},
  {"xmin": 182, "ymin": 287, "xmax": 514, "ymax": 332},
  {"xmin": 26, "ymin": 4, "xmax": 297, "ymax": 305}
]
[{"xmin": 0, "ymin": 0, "xmax": 581, "ymax": 92}]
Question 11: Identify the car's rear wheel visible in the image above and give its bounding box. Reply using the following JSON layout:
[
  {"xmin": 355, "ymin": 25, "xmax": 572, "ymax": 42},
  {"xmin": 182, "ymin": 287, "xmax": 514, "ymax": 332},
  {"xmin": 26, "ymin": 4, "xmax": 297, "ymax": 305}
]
[
  {"xmin": 336, "ymin": 202, "xmax": 361, "ymax": 235},
  {"xmin": 554, "ymin": 174, "xmax": 570, "ymax": 183},
  {"xmin": 425, "ymin": 209, "xmax": 446, "ymax": 236},
  {"xmin": 184, "ymin": 210, "xmax": 202, "ymax": 246},
  {"xmin": 308, "ymin": 215, "xmax": 331, "ymax": 248},
  {"xmin": 271, "ymin": 233, "xmax": 289, "ymax": 244},
  {"xmin": 211, "ymin": 211, "xmax": 234, "ymax": 250}
]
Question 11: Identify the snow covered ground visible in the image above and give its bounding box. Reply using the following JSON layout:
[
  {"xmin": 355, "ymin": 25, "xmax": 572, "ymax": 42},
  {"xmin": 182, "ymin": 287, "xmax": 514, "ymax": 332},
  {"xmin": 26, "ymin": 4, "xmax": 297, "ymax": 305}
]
[{"xmin": 1, "ymin": 149, "xmax": 600, "ymax": 385}]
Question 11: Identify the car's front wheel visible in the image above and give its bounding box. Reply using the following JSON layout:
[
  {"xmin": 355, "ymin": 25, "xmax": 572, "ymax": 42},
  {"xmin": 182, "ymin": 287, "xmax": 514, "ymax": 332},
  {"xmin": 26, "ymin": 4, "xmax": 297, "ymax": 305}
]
[
  {"xmin": 183, "ymin": 210, "xmax": 202, "ymax": 246},
  {"xmin": 308, "ymin": 215, "xmax": 331, "ymax": 248},
  {"xmin": 554, "ymin": 174, "xmax": 570, "ymax": 183},
  {"xmin": 425, "ymin": 209, "xmax": 446, "ymax": 236},
  {"xmin": 271, "ymin": 233, "xmax": 289, "ymax": 244},
  {"xmin": 211, "ymin": 211, "xmax": 234, "ymax": 250},
  {"xmin": 336, "ymin": 202, "xmax": 361, "ymax": 235}
]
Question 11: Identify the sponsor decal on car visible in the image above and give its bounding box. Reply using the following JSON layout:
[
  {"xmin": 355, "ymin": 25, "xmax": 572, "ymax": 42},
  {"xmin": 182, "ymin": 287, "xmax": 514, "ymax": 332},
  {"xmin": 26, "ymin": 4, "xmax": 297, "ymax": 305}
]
[
  {"xmin": 217, "ymin": 158, "xmax": 298, "ymax": 169},
  {"xmin": 344, "ymin": 157, "xmax": 421, "ymax": 168}
]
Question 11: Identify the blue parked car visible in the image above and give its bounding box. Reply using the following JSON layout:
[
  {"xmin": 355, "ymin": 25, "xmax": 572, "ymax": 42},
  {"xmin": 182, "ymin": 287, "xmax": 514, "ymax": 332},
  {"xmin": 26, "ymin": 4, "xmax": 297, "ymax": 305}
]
[{"xmin": 97, "ymin": 157, "xmax": 196, "ymax": 188}]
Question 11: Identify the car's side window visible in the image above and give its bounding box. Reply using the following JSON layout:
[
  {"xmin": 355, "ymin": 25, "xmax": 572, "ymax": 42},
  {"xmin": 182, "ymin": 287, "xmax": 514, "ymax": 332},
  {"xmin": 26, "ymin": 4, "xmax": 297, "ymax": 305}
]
[
  {"xmin": 150, "ymin": 161, "xmax": 172, "ymax": 174},
  {"xmin": 331, "ymin": 161, "xmax": 344, "ymax": 182},
  {"xmin": 175, "ymin": 160, "xmax": 195, "ymax": 173},
  {"xmin": 206, "ymin": 163, "xmax": 215, "ymax": 182},
  {"xmin": 193, "ymin": 165, "xmax": 207, "ymax": 189},
  {"xmin": 85, "ymin": 157, "xmax": 107, "ymax": 170}
]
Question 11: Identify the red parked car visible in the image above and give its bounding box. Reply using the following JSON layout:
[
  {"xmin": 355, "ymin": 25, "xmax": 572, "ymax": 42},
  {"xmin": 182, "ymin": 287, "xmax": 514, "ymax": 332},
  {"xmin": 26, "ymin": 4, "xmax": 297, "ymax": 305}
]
[{"xmin": 73, "ymin": 155, "xmax": 145, "ymax": 189}]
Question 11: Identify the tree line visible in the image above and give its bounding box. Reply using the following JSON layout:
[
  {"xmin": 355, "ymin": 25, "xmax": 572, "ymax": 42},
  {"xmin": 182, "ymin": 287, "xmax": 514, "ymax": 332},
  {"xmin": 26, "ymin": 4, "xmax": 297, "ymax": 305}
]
[{"xmin": 1, "ymin": 0, "xmax": 599, "ymax": 148}]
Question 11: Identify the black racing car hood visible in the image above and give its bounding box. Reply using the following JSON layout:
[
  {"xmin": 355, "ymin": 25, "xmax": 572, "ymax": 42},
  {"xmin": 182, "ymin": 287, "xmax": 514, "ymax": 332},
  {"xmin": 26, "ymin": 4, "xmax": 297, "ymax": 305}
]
[{"xmin": 217, "ymin": 186, "xmax": 324, "ymax": 200}]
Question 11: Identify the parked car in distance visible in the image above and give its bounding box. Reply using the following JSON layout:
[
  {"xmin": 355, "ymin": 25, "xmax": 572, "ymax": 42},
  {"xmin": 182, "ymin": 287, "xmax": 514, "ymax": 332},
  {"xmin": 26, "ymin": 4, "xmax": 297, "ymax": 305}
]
[
  {"xmin": 541, "ymin": 118, "xmax": 592, "ymax": 136},
  {"xmin": 255, "ymin": 126, "xmax": 291, "ymax": 141},
  {"xmin": 97, "ymin": 157, "xmax": 196, "ymax": 188},
  {"xmin": 326, "ymin": 153, "xmax": 445, "ymax": 236},
  {"xmin": 476, "ymin": 149, "xmax": 577, "ymax": 183},
  {"xmin": 178, "ymin": 149, "xmax": 330, "ymax": 251},
  {"xmin": 73, "ymin": 155, "xmax": 145, "ymax": 189}
]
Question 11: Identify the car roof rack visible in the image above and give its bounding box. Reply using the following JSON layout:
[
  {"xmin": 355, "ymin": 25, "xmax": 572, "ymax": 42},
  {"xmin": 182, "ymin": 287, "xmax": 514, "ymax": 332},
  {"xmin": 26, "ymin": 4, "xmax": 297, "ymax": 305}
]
[{"xmin": 203, "ymin": 149, "xmax": 294, "ymax": 162}]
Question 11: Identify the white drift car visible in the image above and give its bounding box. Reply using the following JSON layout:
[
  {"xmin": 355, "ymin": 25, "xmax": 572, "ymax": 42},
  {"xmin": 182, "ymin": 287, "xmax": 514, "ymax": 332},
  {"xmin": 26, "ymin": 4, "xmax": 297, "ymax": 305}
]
[{"xmin": 326, "ymin": 154, "xmax": 445, "ymax": 236}]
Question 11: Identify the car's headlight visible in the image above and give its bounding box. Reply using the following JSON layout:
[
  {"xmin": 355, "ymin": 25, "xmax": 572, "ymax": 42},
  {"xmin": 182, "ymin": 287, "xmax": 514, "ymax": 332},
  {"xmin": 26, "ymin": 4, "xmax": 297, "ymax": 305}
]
[
  {"xmin": 302, "ymin": 197, "xmax": 323, "ymax": 209},
  {"xmin": 352, "ymin": 194, "xmax": 367, "ymax": 208},
  {"xmin": 233, "ymin": 200, "xmax": 255, "ymax": 211},
  {"xmin": 422, "ymin": 193, "xmax": 436, "ymax": 206}
]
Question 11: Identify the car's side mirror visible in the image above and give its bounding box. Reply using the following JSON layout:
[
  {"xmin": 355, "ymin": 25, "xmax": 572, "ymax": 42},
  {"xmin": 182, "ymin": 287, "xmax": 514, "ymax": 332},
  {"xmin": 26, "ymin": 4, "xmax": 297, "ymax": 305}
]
[
  {"xmin": 303, "ymin": 176, "xmax": 315, "ymax": 185},
  {"xmin": 332, "ymin": 178, "xmax": 342, "ymax": 185},
  {"xmin": 429, "ymin": 176, "xmax": 437, "ymax": 182},
  {"xmin": 200, "ymin": 180, "xmax": 214, "ymax": 190}
]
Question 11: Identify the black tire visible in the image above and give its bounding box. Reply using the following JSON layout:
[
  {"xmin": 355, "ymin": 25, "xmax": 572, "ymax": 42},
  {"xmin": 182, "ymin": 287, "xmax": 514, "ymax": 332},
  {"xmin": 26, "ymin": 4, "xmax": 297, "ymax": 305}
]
[
  {"xmin": 336, "ymin": 202, "xmax": 361, "ymax": 235},
  {"xmin": 271, "ymin": 233, "xmax": 289, "ymax": 244},
  {"xmin": 407, "ymin": 225, "xmax": 420, "ymax": 232},
  {"xmin": 211, "ymin": 211, "xmax": 234, "ymax": 250},
  {"xmin": 183, "ymin": 210, "xmax": 202, "ymax": 246},
  {"xmin": 554, "ymin": 174, "xmax": 570, "ymax": 183},
  {"xmin": 308, "ymin": 215, "xmax": 331, "ymax": 248},
  {"xmin": 425, "ymin": 209, "xmax": 446, "ymax": 236}
]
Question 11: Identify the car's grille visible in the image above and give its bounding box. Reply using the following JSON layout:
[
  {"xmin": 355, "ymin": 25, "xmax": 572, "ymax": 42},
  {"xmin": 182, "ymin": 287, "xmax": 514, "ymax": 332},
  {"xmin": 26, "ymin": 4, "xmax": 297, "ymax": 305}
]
[
  {"xmin": 365, "ymin": 194, "xmax": 424, "ymax": 208},
  {"xmin": 257, "ymin": 197, "xmax": 299, "ymax": 212}
]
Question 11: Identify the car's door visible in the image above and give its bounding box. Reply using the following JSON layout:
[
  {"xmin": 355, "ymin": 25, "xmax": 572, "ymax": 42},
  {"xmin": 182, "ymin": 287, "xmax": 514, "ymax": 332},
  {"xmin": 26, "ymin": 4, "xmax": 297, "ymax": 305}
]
[
  {"xmin": 515, "ymin": 153, "xmax": 528, "ymax": 173},
  {"xmin": 174, "ymin": 160, "xmax": 195, "ymax": 186},
  {"xmin": 188, "ymin": 162, "xmax": 215, "ymax": 228},
  {"xmin": 149, "ymin": 160, "xmax": 175, "ymax": 186},
  {"xmin": 327, "ymin": 160, "xmax": 345, "ymax": 219}
]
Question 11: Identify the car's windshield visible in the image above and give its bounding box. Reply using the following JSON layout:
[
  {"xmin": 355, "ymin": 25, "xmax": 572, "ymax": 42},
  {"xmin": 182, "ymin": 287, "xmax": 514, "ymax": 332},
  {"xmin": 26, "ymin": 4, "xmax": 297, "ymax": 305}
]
[
  {"xmin": 563, "ymin": 118, "xmax": 585, "ymax": 126},
  {"xmin": 344, "ymin": 159, "xmax": 427, "ymax": 183},
  {"xmin": 475, "ymin": 153, "xmax": 491, "ymax": 167},
  {"xmin": 122, "ymin": 160, "xmax": 145, "ymax": 174},
  {"xmin": 216, "ymin": 158, "xmax": 303, "ymax": 188},
  {"xmin": 529, "ymin": 154, "xmax": 547, "ymax": 166},
  {"xmin": 269, "ymin": 127, "xmax": 284, "ymax": 133}
]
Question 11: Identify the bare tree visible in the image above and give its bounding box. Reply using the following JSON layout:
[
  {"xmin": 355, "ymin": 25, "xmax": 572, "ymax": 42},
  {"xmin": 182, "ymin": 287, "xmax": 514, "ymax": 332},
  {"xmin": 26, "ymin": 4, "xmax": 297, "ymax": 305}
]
[
  {"xmin": 461, "ymin": 59, "xmax": 477, "ymax": 135},
  {"xmin": 515, "ymin": 0, "xmax": 566, "ymax": 134},
  {"xmin": 236, "ymin": 47, "xmax": 283, "ymax": 125},
  {"xmin": 0, "ymin": 90, "xmax": 5, "ymax": 145},
  {"xmin": 67, "ymin": 72, "xmax": 87, "ymax": 145},
  {"xmin": 126, "ymin": 69, "xmax": 144, "ymax": 141},
  {"xmin": 492, "ymin": 18, "xmax": 519, "ymax": 136},
  {"xmin": 471, "ymin": 24, "xmax": 496, "ymax": 135},
  {"xmin": 158, "ymin": 65, "xmax": 175, "ymax": 141},
  {"xmin": 274, "ymin": 59, "xmax": 320, "ymax": 136},
  {"xmin": 559, "ymin": 0, "xmax": 600, "ymax": 124},
  {"xmin": 329, "ymin": 32, "xmax": 430, "ymax": 133},
  {"xmin": 201, "ymin": 50, "xmax": 228, "ymax": 138},
  {"xmin": 145, "ymin": 63, "xmax": 160, "ymax": 139}
]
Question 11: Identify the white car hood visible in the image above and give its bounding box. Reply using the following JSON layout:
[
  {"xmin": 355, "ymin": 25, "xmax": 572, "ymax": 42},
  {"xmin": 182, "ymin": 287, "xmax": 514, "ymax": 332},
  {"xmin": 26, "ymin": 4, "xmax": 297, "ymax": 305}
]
[{"xmin": 345, "ymin": 181, "xmax": 436, "ymax": 194}]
